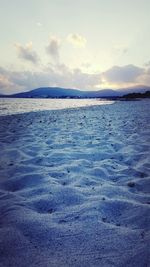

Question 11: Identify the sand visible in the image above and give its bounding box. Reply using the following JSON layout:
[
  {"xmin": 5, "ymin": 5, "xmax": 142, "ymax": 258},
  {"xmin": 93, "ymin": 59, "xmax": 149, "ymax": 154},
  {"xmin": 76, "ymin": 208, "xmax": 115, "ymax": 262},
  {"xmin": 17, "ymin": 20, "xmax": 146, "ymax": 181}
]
[{"xmin": 0, "ymin": 100, "xmax": 150, "ymax": 267}]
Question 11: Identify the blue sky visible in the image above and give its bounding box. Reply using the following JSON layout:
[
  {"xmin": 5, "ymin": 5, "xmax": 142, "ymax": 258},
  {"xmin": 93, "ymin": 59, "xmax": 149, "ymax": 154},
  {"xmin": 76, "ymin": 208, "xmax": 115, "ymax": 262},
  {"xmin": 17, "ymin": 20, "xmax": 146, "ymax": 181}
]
[{"xmin": 0, "ymin": 0, "xmax": 150, "ymax": 93}]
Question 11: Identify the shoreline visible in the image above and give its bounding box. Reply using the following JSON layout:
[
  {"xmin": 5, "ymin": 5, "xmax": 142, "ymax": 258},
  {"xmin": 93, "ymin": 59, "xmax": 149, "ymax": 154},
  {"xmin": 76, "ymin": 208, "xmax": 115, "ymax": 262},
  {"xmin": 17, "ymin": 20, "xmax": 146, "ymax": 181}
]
[{"xmin": 0, "ymin": 98, "xmax": 114, "ymax": 117}]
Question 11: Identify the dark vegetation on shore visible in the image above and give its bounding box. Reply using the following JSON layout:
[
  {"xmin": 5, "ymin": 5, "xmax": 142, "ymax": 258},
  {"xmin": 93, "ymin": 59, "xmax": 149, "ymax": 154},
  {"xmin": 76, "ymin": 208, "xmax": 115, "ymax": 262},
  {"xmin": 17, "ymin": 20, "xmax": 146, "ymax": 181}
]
[{"xmin": 121, "ymin": 90, "xmax": 150, "ymax": 100}]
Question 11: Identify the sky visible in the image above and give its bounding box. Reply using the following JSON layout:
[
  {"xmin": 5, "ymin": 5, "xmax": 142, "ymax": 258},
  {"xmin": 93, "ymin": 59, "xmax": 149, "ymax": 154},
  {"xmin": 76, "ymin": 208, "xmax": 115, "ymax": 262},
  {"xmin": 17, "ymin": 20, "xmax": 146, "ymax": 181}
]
[{"xmin": 0, "ymin": 0, "xmax": 150, "ymax": 94}]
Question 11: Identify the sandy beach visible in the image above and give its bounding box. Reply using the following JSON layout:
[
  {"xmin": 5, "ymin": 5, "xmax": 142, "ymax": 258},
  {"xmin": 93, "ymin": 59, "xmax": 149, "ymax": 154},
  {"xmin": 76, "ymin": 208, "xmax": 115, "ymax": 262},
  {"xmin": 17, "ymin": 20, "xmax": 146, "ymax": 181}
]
[{"xmin": 0, "ymin": 100, "xmax": 150, "ymax": 267}]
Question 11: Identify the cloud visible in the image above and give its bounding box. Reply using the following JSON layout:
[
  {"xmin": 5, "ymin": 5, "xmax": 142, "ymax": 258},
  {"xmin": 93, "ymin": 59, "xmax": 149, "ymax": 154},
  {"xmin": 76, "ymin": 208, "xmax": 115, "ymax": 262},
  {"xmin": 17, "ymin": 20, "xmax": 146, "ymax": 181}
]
[
  {"xmin": 67, "ymin": 33, "xmax": 87, "ymax": 47},
  {"xmin": 0, "ymin": 67, "xmax": 53, "ymax": 94},
  {"xmin": 41, "ymin": 64, "xmax": 101, "ymax": 90},
  {"xmin": 36, "ymin": 22, "xmax": 42, "ymax": 27},
  {"xmin": 0, "ymin": 64, "xmax": 101, "ymax": 94},
  {"xmin": 144, "ymin": 61, "xmax": 150, "ymax": 67},
  {"xmin": 137, "ymin": 67, "xmax": 150, "ymax": 85},
  {"xmin": 68, "ymin": 68, "xmax": 101, "ymax": 89},
  {"xmin": 103, "ymin": 64, "xmax": 144, "ymax": 84},
  {"xmin": 0, "ymin": 64, "xmax": 149, "ymax": 95},
  {"xmin": 0, "ymin": 67, "xmax": 24, "ymax": 93},
  {"xmin": 15, "ymin": 42, "xmax": 40, "ymax": 64},
  {"xmin": 0, "ymin": 76, "xmax": 12, "ymax": 91},
  {"xmin": 46, "ymin": 36, "xmax": 61, "ymax": 62}
]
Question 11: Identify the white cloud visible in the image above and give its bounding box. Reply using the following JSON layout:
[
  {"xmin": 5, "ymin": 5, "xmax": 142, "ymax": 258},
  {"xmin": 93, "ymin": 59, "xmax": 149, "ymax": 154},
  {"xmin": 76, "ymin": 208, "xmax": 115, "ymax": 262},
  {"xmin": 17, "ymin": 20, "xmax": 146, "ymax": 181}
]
[
  {"xmin": 144, "ymin": 60, "xmax": 150, "ymax": 67},
  {"xmin": 37, "ymin": 22, "xmax": 42, "ymax": 27},
  {"xmin": 67, "ymin": 33, "xmax": 86, "ymax": 47},
  {"xmin": 15, "ymin": 42, "xmax": 40, "ymax": 64},
  {"xmin": 0, "ymin": 64, "xmax": 101, "ymax": 94},
  {"xmin": 103, "ymin": 65, "xmax": 144, "ymax": 84},
  {"xmin": 137, "ymin": 67, "xmax": 150, "ymax": 85},
  {"xmin": 0, "ymin": 67, "xmax": 25, "ymax": 93},
  {"xmin": 0, "ymin": 64, "xmax": 149, "ymax": 95},
  {"xmin": 46, "ymin": 36, "xmax": 61, "ymax": 62}
]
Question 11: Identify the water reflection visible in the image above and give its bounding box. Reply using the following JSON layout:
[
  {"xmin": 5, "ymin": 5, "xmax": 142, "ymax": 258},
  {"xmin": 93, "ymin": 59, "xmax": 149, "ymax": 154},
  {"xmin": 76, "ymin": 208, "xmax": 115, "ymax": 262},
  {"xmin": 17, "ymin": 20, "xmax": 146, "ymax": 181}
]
[{"xmin": 0, "ymin": 98, "xmax": 114, "ymax": 116}]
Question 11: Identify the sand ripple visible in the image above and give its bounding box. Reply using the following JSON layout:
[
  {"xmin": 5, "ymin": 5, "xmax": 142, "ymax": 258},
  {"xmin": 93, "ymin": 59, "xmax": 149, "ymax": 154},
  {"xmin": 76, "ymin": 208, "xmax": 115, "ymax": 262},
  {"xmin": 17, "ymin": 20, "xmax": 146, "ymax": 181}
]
[{"xmin": 0, "ymin": 100, "xmax": 150, "ymax": 267}]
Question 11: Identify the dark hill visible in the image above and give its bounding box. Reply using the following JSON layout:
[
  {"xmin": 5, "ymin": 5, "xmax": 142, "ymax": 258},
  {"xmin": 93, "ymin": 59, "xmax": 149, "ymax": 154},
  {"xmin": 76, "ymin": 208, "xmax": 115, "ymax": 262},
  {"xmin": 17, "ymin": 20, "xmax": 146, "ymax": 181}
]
[
  {"xmin": 2, "ymin": 87, "xmax": 120, "ymax": 98},
  {"xmin": 122, "ymin": 91, "xmax": 150, "ymax": 99},
  {"xmin": 1, "ymin": 86, "xmax": 150, "ymax": 98}
]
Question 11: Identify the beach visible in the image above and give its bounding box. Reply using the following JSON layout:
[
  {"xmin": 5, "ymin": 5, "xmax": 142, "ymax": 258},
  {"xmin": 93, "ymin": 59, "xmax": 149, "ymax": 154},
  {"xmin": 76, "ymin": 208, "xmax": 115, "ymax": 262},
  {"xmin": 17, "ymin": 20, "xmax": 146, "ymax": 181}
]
[{"xmin": 0, "ymin": 100, "xmax": 150, "ymax": 267}]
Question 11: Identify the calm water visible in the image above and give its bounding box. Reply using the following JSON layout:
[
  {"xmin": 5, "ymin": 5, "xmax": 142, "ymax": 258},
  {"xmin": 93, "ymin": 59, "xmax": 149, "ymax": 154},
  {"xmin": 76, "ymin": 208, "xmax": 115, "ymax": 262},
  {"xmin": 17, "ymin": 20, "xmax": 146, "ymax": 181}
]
[{"xmin": 0, "ymin": 98, "xmax": 114, "ymax": 116}]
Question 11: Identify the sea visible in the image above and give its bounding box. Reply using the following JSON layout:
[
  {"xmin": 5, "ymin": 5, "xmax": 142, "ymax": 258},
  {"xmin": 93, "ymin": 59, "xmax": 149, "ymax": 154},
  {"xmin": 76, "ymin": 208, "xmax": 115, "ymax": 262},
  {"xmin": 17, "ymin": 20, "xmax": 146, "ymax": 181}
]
[{"xmin": 0, "ymin": 98, "xmax": 114, "ymax": 116}]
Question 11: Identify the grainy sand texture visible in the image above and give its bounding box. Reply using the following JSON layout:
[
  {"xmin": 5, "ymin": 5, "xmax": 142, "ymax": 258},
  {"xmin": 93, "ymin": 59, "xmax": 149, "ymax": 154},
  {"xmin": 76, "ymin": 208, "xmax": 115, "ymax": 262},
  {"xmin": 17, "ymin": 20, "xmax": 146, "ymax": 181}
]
[{"xmin": 0, "ymin": 100, "xmax": 150, "ymax": 267}]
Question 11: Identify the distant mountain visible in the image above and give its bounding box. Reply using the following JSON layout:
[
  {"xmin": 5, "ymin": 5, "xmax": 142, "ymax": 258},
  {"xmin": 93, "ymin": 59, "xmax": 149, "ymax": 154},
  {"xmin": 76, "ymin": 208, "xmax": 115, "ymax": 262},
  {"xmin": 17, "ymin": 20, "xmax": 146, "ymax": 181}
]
[
  {"xmin": 84, "ymin": 89, "xmax": 121, "ymax": 98},
  {"xmin": 118, "ymin": 85, "xmax": 150, "ymax": 95},
  {"xmin": 0, "ymin": 85, "xmax": 149, "ymax": 99},
  {"xmin": 1, "ymin": 87, "xmax": 120, "ymax": 98},
  {"xmin": 10, "ymin": 87, "xmax": 85, "ymax": 98}
]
